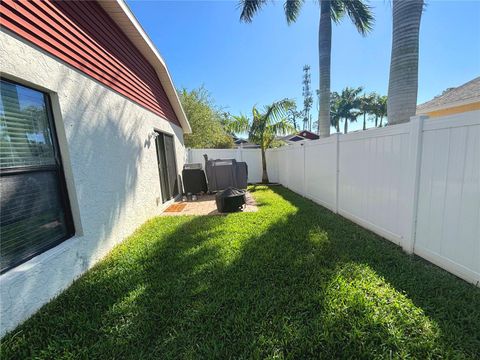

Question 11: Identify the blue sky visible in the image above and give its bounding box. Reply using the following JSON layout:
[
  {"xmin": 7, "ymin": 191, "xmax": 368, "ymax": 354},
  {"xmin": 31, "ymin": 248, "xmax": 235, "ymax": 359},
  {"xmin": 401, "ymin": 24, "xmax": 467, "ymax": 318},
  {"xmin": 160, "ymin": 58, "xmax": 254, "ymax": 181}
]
[{"xmin": 128, "ymin": 0, "xmax": 480, "ymax": 130}]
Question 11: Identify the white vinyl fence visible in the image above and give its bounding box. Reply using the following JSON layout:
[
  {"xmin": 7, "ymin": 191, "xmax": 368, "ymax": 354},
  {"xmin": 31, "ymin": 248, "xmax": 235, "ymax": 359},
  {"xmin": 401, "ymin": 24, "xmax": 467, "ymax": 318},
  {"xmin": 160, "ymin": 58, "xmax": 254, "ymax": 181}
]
[
  {"xmin": 187, "ymin": 147, "xmax": 265, "ymax": 183},
  {"xmin": 188, "ymin": 111, "xmax": 480, "ymax": 285}
]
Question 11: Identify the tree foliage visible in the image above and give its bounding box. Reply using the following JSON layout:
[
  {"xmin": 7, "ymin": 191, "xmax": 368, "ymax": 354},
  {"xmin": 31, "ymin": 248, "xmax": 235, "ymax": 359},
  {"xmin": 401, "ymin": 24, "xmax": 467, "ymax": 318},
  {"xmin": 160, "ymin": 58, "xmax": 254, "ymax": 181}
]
[
  {"xmin": 239, "ymin": 0, "xmax": 374, "ymax": 138},
  {"xmin": 227, "ymin": 99, "xmax": 295, "ymax": 151},
  {"xmin": 373, "ymin": 94, "xmax": 388, "ymax": 127},
  {"xmin": 226, "ymin": 99, "xmax": 295, "ymax": 182},
  {"xmin": 179, "ymin": 87, "xmax": 234, "ymax": 149},
  {"xmin": 287, "ymin": 102, "xmax": 303, "ymax": 131},
  {"xmin": 332, "ymin": 86, "xmax": 363, "ymax": 134},
  {"xmin": 330, "ymin": 89, "xmax": 387, "ymax": 132}
]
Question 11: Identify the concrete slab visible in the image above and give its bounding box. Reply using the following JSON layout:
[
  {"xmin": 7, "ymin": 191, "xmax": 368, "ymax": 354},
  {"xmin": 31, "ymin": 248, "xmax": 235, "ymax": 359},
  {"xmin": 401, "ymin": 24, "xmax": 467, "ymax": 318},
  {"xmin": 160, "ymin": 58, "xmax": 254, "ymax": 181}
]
[{"xmin": 161, "ymin": 192, "xmax": 258, "ymax": 216}]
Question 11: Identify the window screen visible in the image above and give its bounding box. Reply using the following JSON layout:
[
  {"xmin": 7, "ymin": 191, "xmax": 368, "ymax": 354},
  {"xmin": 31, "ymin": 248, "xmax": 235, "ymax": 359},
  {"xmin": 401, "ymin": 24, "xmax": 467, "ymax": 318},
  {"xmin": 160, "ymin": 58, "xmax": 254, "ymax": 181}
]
[{"xmin": 0, "ymin": 79, "xmax": 74, "ymax": 273}]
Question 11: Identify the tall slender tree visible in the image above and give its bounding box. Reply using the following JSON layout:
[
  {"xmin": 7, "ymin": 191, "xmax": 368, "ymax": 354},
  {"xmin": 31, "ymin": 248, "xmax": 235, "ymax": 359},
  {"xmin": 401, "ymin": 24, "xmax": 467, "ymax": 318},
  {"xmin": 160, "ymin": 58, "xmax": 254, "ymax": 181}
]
[
  {"xmin": 287, "ymin": 103, "xmax": 303, "ymax": 131},
  {"xmin": 387, "ymin": 0, "xmax": 424, "ymax": 124},
  {"xmin": 330, "ymin": 91, "xmax": 341, "ymax": 133},
  {"xmin": 302, "ymin": 65, "xmax": 313, "ymax": 131},
  {"xmin": 377, "ymin": 95, "xmax": 387, "ymax": 127},
  {"xmin": 370, "ymin": 92, "xmax": 379, "ymax": 127},
  {"xmin": 239, "ymin": 0, "xmax": 374, "ymax": 138},
  {"xmin": 359, "ymin": 93, "xmax": 375, "ymax": 130},
  {"xmin": 227, "ymin": 99, "xmax": 295, "ymax": 183},
  {"xmin": 336, "ymin": 86, "xmax": 363, "ymax": 134}
]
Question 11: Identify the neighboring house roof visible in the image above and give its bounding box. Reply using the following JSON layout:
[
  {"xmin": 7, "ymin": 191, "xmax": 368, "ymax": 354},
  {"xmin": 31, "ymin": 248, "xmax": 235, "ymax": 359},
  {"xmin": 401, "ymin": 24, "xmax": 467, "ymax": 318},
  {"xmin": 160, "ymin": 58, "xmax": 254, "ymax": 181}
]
[
  {"xmin": 416, "ymin": 77, "xmax": 480, "ymax": 115},
  {"xmin": 280, "ymin": 130, "xmax": 320, "ymax": 144},
  {"xmin": 237, "ymin": 142, "xmax": 260, "ymax": 149},
  {"xmin": 288, "ymin": 135, "xmax": 305, "ymax": 142},
  {"xmin": 296, "ymin": 130, "xmax": 320, "ymax": 140},
  {"xmin": 232, "ymin": 136, "xmax": 247, "ymax": 144},
  {"xmin": 98, "ymin": 0, "xmax": 191, "ymax": 133},
  {"xmin": 231, "ymin": 135, "xmax": 260, "ymax": 148}
]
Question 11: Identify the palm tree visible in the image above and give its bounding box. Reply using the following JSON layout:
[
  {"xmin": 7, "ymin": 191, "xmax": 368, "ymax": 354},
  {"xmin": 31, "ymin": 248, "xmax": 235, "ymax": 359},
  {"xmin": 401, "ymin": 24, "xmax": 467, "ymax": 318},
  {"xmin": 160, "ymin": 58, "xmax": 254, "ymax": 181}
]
[
  {"xmin": 227, "ymin": 99, "xmax": 295, "ymax": 183},
  {"xmin": 370, "ymin": 92, "xmax": 379, "ymax": 127},
  {"xmin": 336, "ymin": 86, "xmax": 363, "ymax": 134},
  {"xmin": 387, "ymin": 0, "xmax": 424, "ymax": 124},
  {"xmin": 239, "ymin": 0, "xmax": 374, "ymax": 138},
  {"xmin": 377, "ymin": 95, "xmax": 387, "ymax": 127},
  {"xmin": 346, "ymin": 110, "xmax": 361, "ymax": 134},
  {"xmin": 359, "ymin": 93, "xmax": 375, "ymax": 130},
  {"xmin": 330, "ymin": 91, "xmax": 341, "ymax": 133}
]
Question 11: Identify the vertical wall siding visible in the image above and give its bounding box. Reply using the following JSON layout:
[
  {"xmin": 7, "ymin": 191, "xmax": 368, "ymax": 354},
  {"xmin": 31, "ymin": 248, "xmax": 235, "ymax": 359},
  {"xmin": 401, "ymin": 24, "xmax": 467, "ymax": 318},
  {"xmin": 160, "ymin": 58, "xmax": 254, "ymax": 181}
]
[{"xmin": 1, "ymin": 0, "xmax": 179, "ymax": 126}]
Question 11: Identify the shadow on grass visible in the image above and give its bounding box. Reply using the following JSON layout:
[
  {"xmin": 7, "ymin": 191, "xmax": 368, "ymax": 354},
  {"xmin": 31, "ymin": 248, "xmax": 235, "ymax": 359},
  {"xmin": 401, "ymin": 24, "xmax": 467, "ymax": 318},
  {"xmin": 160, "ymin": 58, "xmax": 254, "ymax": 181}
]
[{"xmin": 1, "ymin": 186, "xmax": 479, "ymax": 359}]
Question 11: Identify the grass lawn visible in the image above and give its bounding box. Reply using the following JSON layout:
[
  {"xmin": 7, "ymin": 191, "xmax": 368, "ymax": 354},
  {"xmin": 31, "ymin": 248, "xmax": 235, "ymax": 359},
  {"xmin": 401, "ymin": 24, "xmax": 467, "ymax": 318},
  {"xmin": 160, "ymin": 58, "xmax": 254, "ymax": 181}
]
[{"xmin": 1, "ymin": 186, "xmax": 479, "ymax": 359}]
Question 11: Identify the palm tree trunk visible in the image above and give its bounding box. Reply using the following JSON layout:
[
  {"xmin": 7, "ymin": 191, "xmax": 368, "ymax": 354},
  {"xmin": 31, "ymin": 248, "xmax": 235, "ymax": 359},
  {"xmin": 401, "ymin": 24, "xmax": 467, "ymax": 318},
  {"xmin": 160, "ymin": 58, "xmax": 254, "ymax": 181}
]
[
  {"xmin": 344, "ymin": 118, "xmax": 348, "ymax": 134},
  {"xmin": 261, "ymin": 148, "xmax": 269, "ymax": 183},
  {"xmin": 318, "ymin": 0, "xmax": 331, "ymax": 138},
  {"xmin": 363, "ymin": 113, "xmax": 366, "ymax": 130},
  {"xmin": 379, "ymin": 116, "xmax": 383, "ymax": 127},
  {"xmin": 336, "ymin": 122, "xmax": 340, "ymax": 133},
  {"xmin": 375, "ymin": 115, "xmax": 378, "ymax": 127},
  {"xmin": 387, "ymin": 0, "xmax": 423, "ymax": 124}
]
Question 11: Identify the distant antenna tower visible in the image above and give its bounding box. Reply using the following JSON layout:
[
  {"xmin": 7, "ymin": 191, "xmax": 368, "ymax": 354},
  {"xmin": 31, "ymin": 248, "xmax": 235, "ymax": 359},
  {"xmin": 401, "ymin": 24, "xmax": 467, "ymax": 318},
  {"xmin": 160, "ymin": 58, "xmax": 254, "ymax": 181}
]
[{"xmin": 302, "ymin": 65, "xmax": 313, "ymax": 131}]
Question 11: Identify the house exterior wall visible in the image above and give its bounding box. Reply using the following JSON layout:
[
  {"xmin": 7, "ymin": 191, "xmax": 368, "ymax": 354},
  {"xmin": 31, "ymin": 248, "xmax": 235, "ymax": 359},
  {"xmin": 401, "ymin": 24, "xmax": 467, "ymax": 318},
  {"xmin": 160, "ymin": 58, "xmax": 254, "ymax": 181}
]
[
  {"xmin": 0, "ymin": 0, "xmax": 179, "ymax": 126},
  {"xmin": 0, "ymin": 29, "xmax": 186, "ymax": 336},
  {"xmin": 420, "ymin": 103, "xmax": 480, "ymax": 118}
]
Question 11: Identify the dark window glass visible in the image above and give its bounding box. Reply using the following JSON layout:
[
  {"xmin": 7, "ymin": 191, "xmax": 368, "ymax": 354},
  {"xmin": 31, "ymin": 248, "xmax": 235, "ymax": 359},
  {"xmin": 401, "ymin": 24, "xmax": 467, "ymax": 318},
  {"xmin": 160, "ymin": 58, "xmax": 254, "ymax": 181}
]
[
  {"xmin": 154, "ymin": 132, "xmax": 178, "ymax": 203},
  {"xmin": 0, "ymin": 80, "xmax": 74, "ymax": 273},
  {"xmin": 163, "ymin": 134, "xmax": 179, "ymax": 198}
]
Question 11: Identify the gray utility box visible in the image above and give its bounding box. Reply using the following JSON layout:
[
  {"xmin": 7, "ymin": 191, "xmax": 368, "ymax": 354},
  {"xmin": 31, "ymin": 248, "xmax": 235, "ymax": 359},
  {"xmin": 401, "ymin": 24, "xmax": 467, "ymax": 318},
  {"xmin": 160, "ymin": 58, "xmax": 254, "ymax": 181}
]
[
  {"xmin": 235, "ymin": 162, "xmax": 248, "ymax": 189},
  {"xmin": 203, "ymin": 155, "xmax": 248, "ymax": 192},
  {"xmin": 182, "ymin": 163, "xmax": 208, "ymax": 194}
]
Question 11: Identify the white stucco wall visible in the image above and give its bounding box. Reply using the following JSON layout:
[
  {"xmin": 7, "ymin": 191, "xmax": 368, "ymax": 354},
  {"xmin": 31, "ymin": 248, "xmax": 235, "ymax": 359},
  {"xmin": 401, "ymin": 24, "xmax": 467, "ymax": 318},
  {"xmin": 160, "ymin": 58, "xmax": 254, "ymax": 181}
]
[{"xmin": 0, "ymin": 30, "xmax": 186, "ymax": 336}]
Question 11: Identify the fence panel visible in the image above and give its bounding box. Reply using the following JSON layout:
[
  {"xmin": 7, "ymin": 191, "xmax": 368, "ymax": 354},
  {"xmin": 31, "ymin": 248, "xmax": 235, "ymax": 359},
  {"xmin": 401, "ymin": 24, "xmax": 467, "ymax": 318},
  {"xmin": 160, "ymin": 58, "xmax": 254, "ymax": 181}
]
[
  {"xmin": 415, "ymin": 112, "xmax": 480, "ymax": 284},
  {"xmin": 276, "ymin": 147, "xmax": 289, "ymax": 187},
  {"xmin": 186, "ymin": 112, "xmax": 480, "ymax": 285},
  {"xmin": 338, "ymin": 125, "xmax": 411, "ymax": 246},
  {"xmin": 304, "ymin": 136, "xmax": 338, "ymax": 211},
  {"xmin": 188, "ymin": 148, "xmax": 239, "ymax": 165},
  {"xmin": 241, "ymin": 149, "xmax": 263, "ymax": 183},
  {"xmin": 266, "ymin": 149, "xmax": 279, "ymax": 183},
  {"xmin": 285, "ymin": 144, "xmax": 305, "ymax": 195},
  {"xmin": 187, "ymin": 148, "xmax": 263, "ymax": 183}
]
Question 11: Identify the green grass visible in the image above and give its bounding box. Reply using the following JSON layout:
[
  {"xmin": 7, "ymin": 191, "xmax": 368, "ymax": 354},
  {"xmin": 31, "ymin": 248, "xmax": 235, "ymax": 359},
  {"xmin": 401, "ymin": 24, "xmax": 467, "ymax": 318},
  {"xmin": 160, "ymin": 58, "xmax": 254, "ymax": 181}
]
[{"xmin": 1, "ymin": 186, "xmax": 479, "ymax": 359}]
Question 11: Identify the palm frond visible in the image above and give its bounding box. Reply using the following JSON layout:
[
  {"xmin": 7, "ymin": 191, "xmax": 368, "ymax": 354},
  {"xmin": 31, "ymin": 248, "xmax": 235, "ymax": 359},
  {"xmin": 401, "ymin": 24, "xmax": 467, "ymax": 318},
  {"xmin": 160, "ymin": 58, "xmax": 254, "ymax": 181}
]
[
  {"xmin": 226, "ymin": 114, "xmax": 251, "ymax": 134},
  {"xmin": 264, "ymin": 119, "xmax": 295, "ymax": 148},
  {"xmin": 270, "ymin": 119, "xmax": 295, "ymax": 136},
  {"xmin": 262, "ymin": 99, "xmax": 296, "ymax": 126},
  {"xmin": 284, "ymin": 0, "xmax": 304, "ymax": 24},
  {"xmin": 330, "ymin": 0, "xmax": 345, "ymax": 23},
  {"xmin": 342, "ymin": 0, "xmax": 374, "ymax": 35},
  {"xmin": 239, "ymin": 0, "xmax": 268, "ymax": 22}
]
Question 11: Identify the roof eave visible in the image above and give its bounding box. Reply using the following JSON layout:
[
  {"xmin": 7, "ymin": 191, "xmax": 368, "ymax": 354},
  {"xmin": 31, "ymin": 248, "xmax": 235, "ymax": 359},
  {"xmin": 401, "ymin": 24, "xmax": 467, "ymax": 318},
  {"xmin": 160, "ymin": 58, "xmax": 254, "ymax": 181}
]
[{"xmin": 417, "ymin": 98, "xmax": 480, "ymax": 115}]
